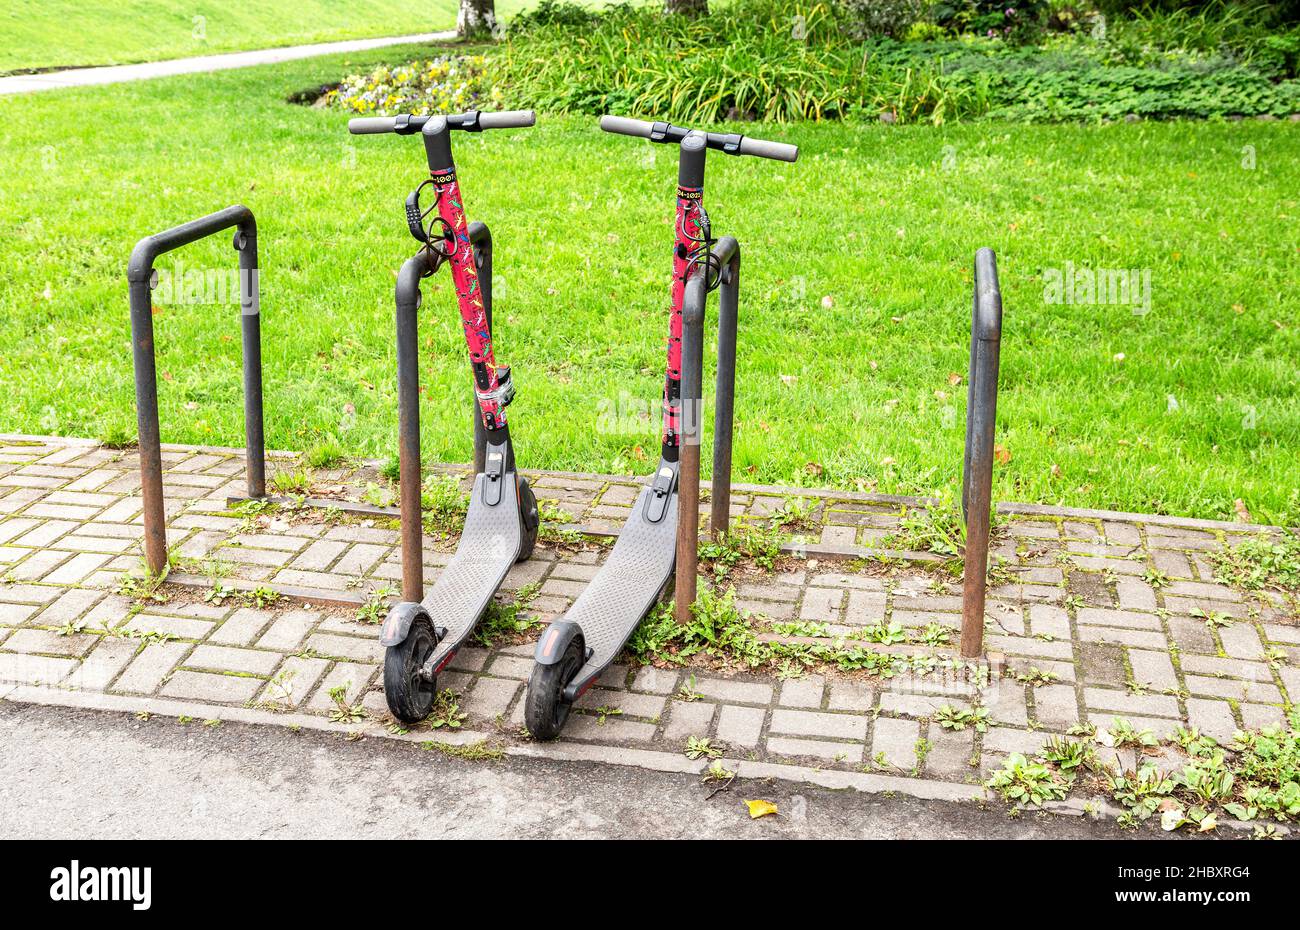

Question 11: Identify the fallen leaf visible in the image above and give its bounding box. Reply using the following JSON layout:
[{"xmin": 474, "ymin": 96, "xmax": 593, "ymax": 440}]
[
  {"xmin": 1113, "ymin": 353, "xmax": 1126, "ymax": 362},
  {"xmin": 947, "ymin": 372, "xmax": 962, "ymax": 386},
  {"xmin": 934, "ymin": 390, "xmax": 948, "ymax": 402},
  {"xmin": 804, "ymin": 462, "xmax": 823, "ymax": 477},
  {"xmin": 994, "ymin": 444, "xmax": 1012, "ymax": 464},
  {"xmin": 1050, "ymin": 463, "xmax": 1062, "ymax": 478},
  {"xmin": 820, "ymin": 295, "xmax": 834, "ymax": 309},
  {"xmin": 1232, "ymin": 303, "xmax": 1245, "ymax": 314},
  {"xmin": 745, "ymin": 799, "xmax": 778, "ymax": 819},
  {"xmin": 779, "ymin": 374, "xmax": 797, "ymax": 386},
  {"xmin": 1233, "ymin": 499, "xmax": 1252, "ymax": 523},
  {"xmin": 881, "ymin": 456, "xmax": 896, "ymax": 466}
]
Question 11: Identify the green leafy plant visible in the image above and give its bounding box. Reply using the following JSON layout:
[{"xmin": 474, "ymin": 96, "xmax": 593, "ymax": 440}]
[
  {"xmin": 986, "ymin": 752, "xmax": 1069, "ymax": 806},
  {"xmin": 935, "ymin": 704, "xmax": 989, "ymax": 733},
  {"xmin": 356, "ymin": 584, "xmax": 397, "ymax": 624},
  {"xmin": 685, "ymin": 736, "xmax": 724, "ymax": 760}
]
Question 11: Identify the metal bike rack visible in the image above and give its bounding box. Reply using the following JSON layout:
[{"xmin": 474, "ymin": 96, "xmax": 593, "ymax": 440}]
[
  {"xmin": 395, "ymin": 221, "xmax": 494, "ymax": 604},
  {"xmin": 127, "ymin": 205, "xmax": 266, "ymax": 577},
  {"xmin": 674, "ymin": 235, "xmax": 740, "ymax": 624},
  {"xmin": 960, "ymin": 247, "xmax": 1003, "ymax": 659}
]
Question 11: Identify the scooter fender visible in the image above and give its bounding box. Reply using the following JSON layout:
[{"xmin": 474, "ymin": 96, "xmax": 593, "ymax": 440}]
[
  {"xmin": 380, "ymin": 601, "xmax": 431, "ymax": 648},
  {"xmin": 534, "ymin": 619, "xmax": 584, "ymax": 666}
]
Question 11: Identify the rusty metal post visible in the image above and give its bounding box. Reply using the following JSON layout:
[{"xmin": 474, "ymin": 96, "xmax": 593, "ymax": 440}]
[
  {"xmin": 127, "ymin": 205, "xmax": 261, "ymax": 577},
  {"xmin": 960, "ymin": 248, "xmax": 1003, "ymax": 659},
  {"xmin": 708, "ymin": 238, "xmax": 739, "ymax": 539},
  {"xmin": 395, "ymin": 255, "xmax": 427, "ymax": 604},
  {"xmin": 674, "ymin": 273, "xmax": 708, "ymax": 624}
]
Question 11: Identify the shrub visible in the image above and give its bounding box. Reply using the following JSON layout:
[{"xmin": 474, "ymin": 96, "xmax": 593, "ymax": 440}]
[{"xmin": 329, "ymin": 55, "xmax": 502, "ymax": 115}]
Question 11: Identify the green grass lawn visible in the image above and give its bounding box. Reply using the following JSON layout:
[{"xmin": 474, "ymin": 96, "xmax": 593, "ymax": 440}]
[
  {"xmin": 1, "ymin": 42, "xmax": 1297, "ymax": 523},
  {"xmin": 0, "ymin": 0, "xmax": 527, "ymax": 74}
]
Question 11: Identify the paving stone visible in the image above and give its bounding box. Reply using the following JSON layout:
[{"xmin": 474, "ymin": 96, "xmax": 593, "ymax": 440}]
[
  {"xmin": 1151, "ymin": 549, "xmax": 1193, "ymax": 579},
  {"xmin": 186, "ymin": 644, "xmax": 282, "ymax": 676},
  {"xmin": 1281, "ymin": 666, "xmax": 1300, "ymax": 703},
  {"xmin": 255, "ymin": 609, "xmax": 321, "ymax": 652},
  {"xmin": 1026, "ymin": 604, "xmax": 1070, "ymax": 639},
  {"xmin": 770, "ymin": 708, "xmax": 867, "ymax": 741},
  {"xmin": 1264, "ymin": 624, "xmax": 1300, "ymax": 646},
  {"xmin": 924, "ymin": 728, "xmax": 977, "ymax": 780},
  {"xmin": 1128, "ymin": 649, "xmax": 1179, "ymax": 691},
  {"xmin": 576, "ymin": 687, "xmax": 666, "ymax": 719},
  {"xmin": 1102, "ymin": 521, "xmax": 1142, "ymax": 546},
  {"xmin": 1075, "ymin": 608, "xmax": 1160, "ymax": 630},
  {"xmin": 305, "ymin": 633, "xmax": 384, "ymax": 665},
  {"xmin": 0, "ymin": 651, "xmax": 78, "ymax": 687},
  {"xmin": 306, "ymin": 662, "xmax": 376, "ymax": 711},
  {"xmin": 869, "ymin": 717, "xmax": 920, "ymax": 769},
  {"xmin": 564, "ymin": 713, "xmax": 657, "ymax": 743},
  {"xmin": 767, "ymin": 736, "xmax": 862, "ymax": 764},
  {"xmin": 735, "ymin": 581, "xmax": 800, "ymax": 603},
  {"xmin": 272, "ymin": 567, "xmax": 353, "ymax": 590},
  {"xmin": 662, "ymin": 699, "xmax": 717, "ymax": 742},
  {"xmin": 630, "ymin": 666, "xmax": 679, "ymax": 695},
  {"xmin": 161, "ymin": 669, "xmax": 263, "ymax": 703},
  {"xmin": 0, "ymin": 601, "xmax": 38, "ymax": 626},
  {"xmin": 1164, "ymin": 580, "xmax": 1241, "ymax": 602},
  {"xmin": 1184, "ymin": 674, "xmax": 1281, "ymax": 704},
  {"xmin": 31, "ymin": 588, "xmax": 104, "ymax": 628},
  {"xmin": 826, "ymin": 680, "xmax": 875, "ymax": 712},
  {"xmin": 64, "ymin": 637, "xmax": 138, "ymax": 692},
  {"xmin": 485, "ymin": 654, "xmax": 533, "ymax": 680},
  {"xmin": 1186, "ymin": 698, "xmax": 1238, "ymax": 742},
  {"xmin": 1114, "ymin": 579, "xmax": 1157, "ymax": 612},
  {"xmin": 1178, "ymin": 654, "xmax": 1271, "ymax": 681},
  {"xmin": 778, "ymin": 674, "xmax": 825, "ymax": 708},
  {"xmin": 799, "ymin": 586, "xmax": 843, "ymax": 622},
  {"xmin": 258, "ymin": 655, "xmax": 329, "ymax": 708},
  {"xmin": 1167, "ymin": 616, "xmax": 1216, "ymax": 654},
  {"xmin": 447, "ymin": 647, "xmax": 489, "ymax": 673},
  {"xmin": 986, "ymin": 683, "xmax": 1029, "ymax": 727},
  {"xmin": 121, "ymin": 613, "xmax": 215, "ymax": 641},
  {"xmin": 1163, "ymin": 596, "xmax": 1248, "ymax": 620},
  {"xmin": 715, "ymin": 704, "xmax": 765, "ymax": 748},
  {"xmin": 1085, "ymin": 687, "xmax": 1180, "ymax": 718},
  {"xmin": 693, "ymin": 676, "xmax": 772, "ymax": 705},
  {"xmin": 464, "ymin": 676, "xmax": 521, "ymax": 721},
  {"xmin": 1217, "ymin": 623, "xmax": 1264, "ymax": 660},
  {"xmin": 0, "ymin": 517, "xmax": 40, "ymax": 545},
  {"xmin": 208, "ymin": 608, "xmax": 272, "ymax": 646},
  {"xmin": 9, "ymin": 549, "xmax": 71, "ymax": 581},
  {"xmin": 1238, "ymin": 703, "xmax": 1286, "ymax": 730},
  {"xmin": 1078, "ymin": 626, "xmax": 1167, "ymax": 649},
  {"xmin": 3, "ymin": 627, "xmax": 98, "ymax": 658},
  {"xmin": 113, "ymin": 642, "xmax": 191, "ymax": 693},
  {"xmin": 1032, "ymin": 684, "xmax": 1080, "ymax": 729},
  {"xmin": 983, "ymin": 726, "xmax": 1052, "ymax": 756},
  {"xmin": 12, "ymin": 520, "xmax": 78, "ymax": 548},
  {"xmin": 876, "ymin": 692, "xmax": 962, "ymax": 717},
  {"xmin": 1079, "ymin": 642, "xmax": 1126, "ymax": 686},
  {"xmin": 291, "ymin": 540, "xmax": 347, "ymax": 571}
]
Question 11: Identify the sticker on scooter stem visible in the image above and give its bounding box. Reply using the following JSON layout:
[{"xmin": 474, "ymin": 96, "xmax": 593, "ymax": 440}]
[
  {"xmin": 663, "ymin": 185, "xmax": 705, "ymax": 449},
  {"xmin": 431, "ymin": 166, "xmax": 509, "ymax": 431}
]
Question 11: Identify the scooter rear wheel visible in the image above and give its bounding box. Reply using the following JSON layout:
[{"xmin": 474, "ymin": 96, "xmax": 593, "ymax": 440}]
[
  {"xmin": 383, "ymin": 615, "xmax": 439, "ymax": 723},
  {"xmin": 524, "ymin": 639, "xmax": 583, "ymax": 741},
  {"xmin": 516, "ymin": 477, "xmax": 539, "ymax": 563}
]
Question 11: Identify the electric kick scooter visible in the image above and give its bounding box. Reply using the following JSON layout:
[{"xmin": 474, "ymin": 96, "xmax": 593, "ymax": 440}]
[
  {"xmin": 524, "ymin": 115, "xmax": 798, "ymax": 739},
  {"xmin": 349, "ymin": 110, "xmax": 541, "ymax": 722}
]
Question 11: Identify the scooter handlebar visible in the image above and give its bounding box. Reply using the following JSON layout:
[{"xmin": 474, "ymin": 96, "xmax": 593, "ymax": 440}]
[
  {"xmin": 599, "ymin": 114, "xmax": 798, "ymax": 163},
  {"xmin": 348, "ymin": 110, "xmax": 537, "ymax": 135}
]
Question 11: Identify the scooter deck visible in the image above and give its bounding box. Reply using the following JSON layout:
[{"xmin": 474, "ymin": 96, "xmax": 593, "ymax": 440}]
[
  {"xmin": 563, "ymin": 478, "xmax": 678, "ymax": 700},
  {"xmin": 420, "ymin": 470, "xmax": 522, "ymax": 676}
]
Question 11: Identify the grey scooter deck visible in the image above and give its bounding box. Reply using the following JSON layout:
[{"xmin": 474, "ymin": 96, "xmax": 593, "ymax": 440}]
[
  {"xmin": 562, "ymin": 476, "xmax": 678, "ymax": 700},
  {"xmin": 420, "ymin": 470, "xmax": 522, "ymax": 676}
]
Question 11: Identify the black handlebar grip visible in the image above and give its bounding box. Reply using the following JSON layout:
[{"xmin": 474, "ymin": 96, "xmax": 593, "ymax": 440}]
[
  {"xmin": 348, "ymin": 117, "xmax": 397, "ymax": 135},
  {"xmin": 478, "ymin": 110, "xmax": 536, "ymax": 129},
  {"xmin": 737, "ymin": 135, "xmax": 799, "ymax": 163},
  {"xmin": 599, "ymin": 115, "xmax": 655, "ymax": 139}
]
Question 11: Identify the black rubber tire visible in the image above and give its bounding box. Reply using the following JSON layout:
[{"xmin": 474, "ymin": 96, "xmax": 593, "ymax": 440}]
[
  {"xmin": 383, "ymin": 615, "xmax": 439, "ymax": 723},
  {"xmin": 523, "ymin": 639, "xmax": 582, "ymax": 741},
  {"xmin": 516, "ymin": 477, "xmax": 539, "ymax": 563}
]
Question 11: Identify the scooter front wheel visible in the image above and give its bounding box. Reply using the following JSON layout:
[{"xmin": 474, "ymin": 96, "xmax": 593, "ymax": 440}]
[
  {"xmin": 383, "ymin": 614, "xmax": 439, "ymax": 723},
  {"xmin": 524, "ymin": 638, "xmax": 583, "ymax": 741},
  {"xmin": 516, "ymin": 477, "xmax": 539, "ymax": 563}
]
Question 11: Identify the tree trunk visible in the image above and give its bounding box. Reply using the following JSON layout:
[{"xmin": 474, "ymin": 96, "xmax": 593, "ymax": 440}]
[
  {"xmin": 664, "ymin": 0, "xmax": 708, "ymax": 15},
  {"xmin": 458, "ymin": 0, "xmax": 496, "ymax": 37}
]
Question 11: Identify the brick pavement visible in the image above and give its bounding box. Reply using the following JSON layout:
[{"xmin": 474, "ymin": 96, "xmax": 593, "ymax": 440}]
[{"xmin": 1, "ymin": 434, "xmax": 1296, "ymax": 804}]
